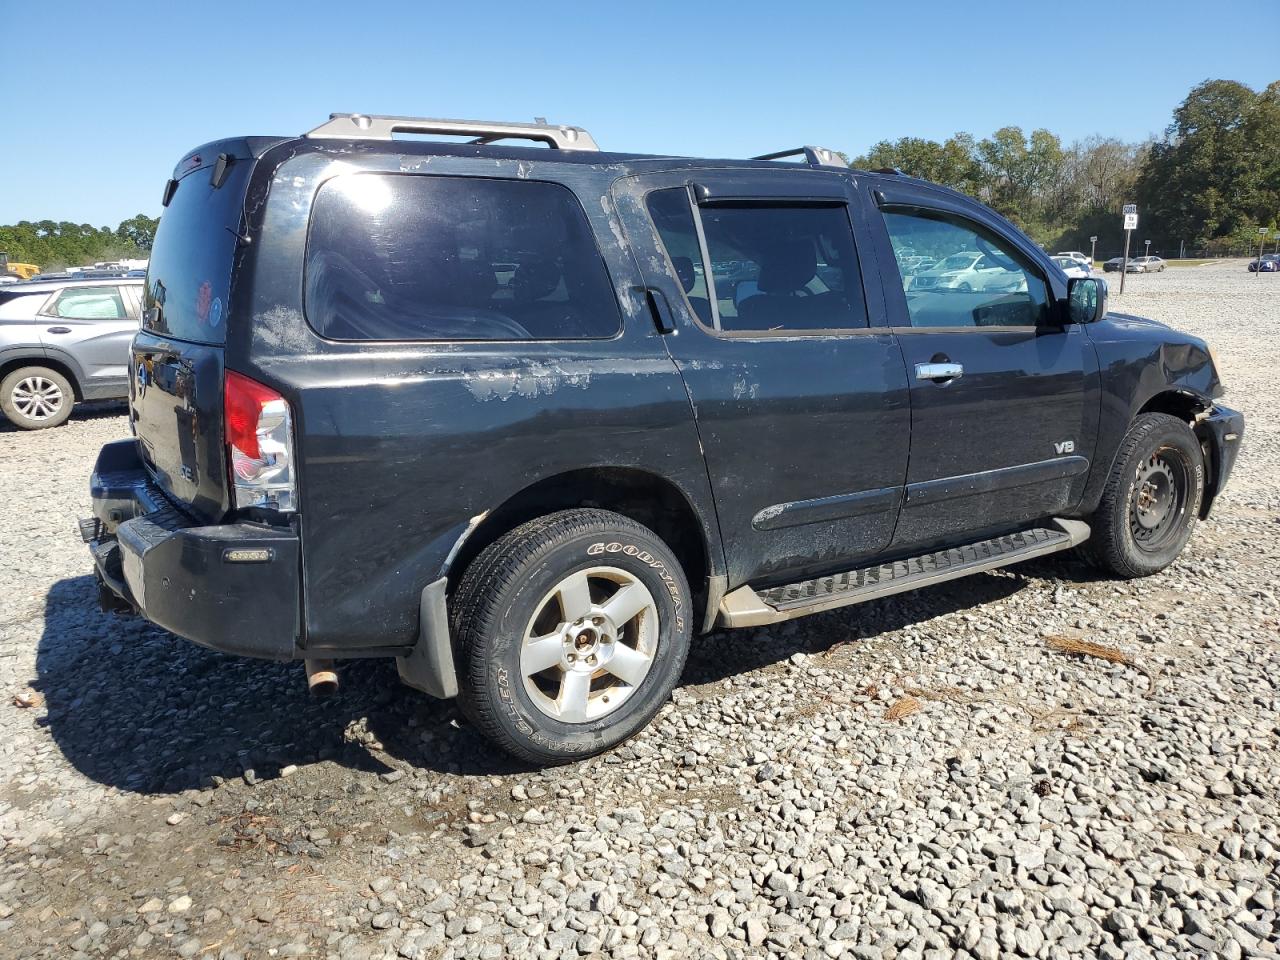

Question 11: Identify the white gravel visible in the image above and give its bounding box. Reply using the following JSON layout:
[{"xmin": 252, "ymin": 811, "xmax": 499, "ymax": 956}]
[{"xmin": 0, "ymin": 261, "xmax": 1276, "ymax": 960}]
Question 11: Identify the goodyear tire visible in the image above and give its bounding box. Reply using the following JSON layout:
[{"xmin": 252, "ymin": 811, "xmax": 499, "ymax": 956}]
[
  {"xmin": 1083, "ymin": 413, "xmax": 1204, "ymax": 579},
  {"xmin": 451, "ymin": 509, "xmax": 692, "ymax": 764}
]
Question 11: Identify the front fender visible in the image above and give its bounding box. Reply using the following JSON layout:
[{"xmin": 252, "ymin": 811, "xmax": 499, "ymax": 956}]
[{"xmin": 1076, "ymin": 316, "xmax": 1221, "ymax": 516}]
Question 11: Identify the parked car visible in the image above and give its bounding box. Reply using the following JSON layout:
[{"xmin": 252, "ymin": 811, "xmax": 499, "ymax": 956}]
[
  {"xmin": 1103, "ymin": 257, "xmax": 1125, "ymax": 272},
  {"xmin": 84, "ymin": 114, "xmax": 1243, "ymax": 764},
  {"xmin": 907, "ymin": 252, "xmax": 1020, "ymax": 292},
  {"xmin": 1247, "ymin": 254, "xmax": 1279, "ymax": 272},
  {"xmin": 0, "ymin": 276, "xmax": 143, "ymax": 428},
  {"xmin": 1051, "ymin": 255, "xmax": 1091, "ymax": 279},
  {"xmin": 1126, "ymin": 256, "xmax": 1166, "ymax": 273},
  {"xmin": 1055, "ymin": 251, "xmax": 1092, "ymax": 269}
]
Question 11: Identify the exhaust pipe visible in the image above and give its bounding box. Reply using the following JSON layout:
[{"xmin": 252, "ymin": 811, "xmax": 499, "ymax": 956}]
[{"xmin": 305, "ymin": 659, "xmax": 338, "ymax": 695}]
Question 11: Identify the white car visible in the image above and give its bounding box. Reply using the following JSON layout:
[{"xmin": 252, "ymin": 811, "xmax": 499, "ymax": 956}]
[
  {"xmin": 1056, "ymin": 251, "xmax": 1092, "ymax": 269},
  {"xmin": 1052, "ymin": 255, "xmax": 1091, "ymax": 279},
  {"xmin": 908, "ymin": 252, "xmax": 1021, "ymax": 293}
]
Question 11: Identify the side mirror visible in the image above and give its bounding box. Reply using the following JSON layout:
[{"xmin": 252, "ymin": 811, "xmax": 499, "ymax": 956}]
[{"xmin": 1067, "ymin": 276, "xmax": 1107, "ymax": 324}]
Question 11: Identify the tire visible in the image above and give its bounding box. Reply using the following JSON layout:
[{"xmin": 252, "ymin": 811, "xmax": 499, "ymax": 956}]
[
  {"xmin": 1083, "ymin": 413, "xmax": 1204, "ymax": 579},
  {"xmin": 0, "ymin": 366, "xmax": 75, "ymax": 430},
  {"xmin": 451, "ymin": 508, "xmax": 692, "ymax": 764}
]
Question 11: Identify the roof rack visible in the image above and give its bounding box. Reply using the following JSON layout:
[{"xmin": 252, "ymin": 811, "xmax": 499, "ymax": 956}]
[
  {"xmin": 752, "ymin": 146, "xmax": 846, "ymax": 169},
  {"xmin": 305, "ymin": 114, "xmax": 599, "ymax": 151}
]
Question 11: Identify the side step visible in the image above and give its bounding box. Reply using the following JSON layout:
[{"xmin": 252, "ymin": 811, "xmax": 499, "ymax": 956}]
[{"xmin": 718, "ymin": 519, "xmax": 1090, "ymax": 628}]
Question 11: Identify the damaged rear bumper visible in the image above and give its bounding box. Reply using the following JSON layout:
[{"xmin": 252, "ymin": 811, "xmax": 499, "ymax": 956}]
[{"xmin": 85, "ymin": 439, "xmax": 301, "ymax": 660}]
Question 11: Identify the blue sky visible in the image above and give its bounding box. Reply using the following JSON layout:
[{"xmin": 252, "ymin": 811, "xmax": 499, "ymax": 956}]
[{"xmin": 1, "ymin": 0, "xmax": 1274, "ymax": 226}]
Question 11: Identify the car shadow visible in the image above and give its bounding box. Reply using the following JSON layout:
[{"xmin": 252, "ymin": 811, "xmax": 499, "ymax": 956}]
[
  {"xmin": 0, "ymin": 400, "xmax": 127, "ymax": 433},
  {"xmin": 37, "ymin": 555, "xmax": 1097, "ymax": 791},
  {"xmin": 34, "ymin": 576, "xmax": 525, "ymax": 795},
  {"xmin": 682, "ymin": 568, "xmax": 1032, "ymax": 686}
]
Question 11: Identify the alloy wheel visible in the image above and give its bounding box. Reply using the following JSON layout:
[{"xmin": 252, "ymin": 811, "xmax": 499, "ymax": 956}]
[
  {"xmin": 520, "ymin": 566, "xmax": 659, "ymax": 724},
  {"xmin": 11, "ymin": 376, "xmax": 64, "ymax": 421}
]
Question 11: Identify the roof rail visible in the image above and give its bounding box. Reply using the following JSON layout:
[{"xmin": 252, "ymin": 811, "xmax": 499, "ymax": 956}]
[
  {"xmin": 752, "ymin": 146, "xmax": 846, "ymax": 169},
  {"xmin": 305, "ymin": 114, "xmax": 599, "ymax": 151}
]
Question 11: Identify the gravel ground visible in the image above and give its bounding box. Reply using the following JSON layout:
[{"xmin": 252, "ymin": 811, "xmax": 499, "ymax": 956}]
[{"xmin": 1, "ymin": 261, "xmax": 1276, "ymax": 960}]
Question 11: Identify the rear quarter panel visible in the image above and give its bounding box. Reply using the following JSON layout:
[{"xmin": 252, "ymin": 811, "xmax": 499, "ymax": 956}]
[{"xmin": 236, "ymin": 144, "xmax": 720, "ymax": 653}]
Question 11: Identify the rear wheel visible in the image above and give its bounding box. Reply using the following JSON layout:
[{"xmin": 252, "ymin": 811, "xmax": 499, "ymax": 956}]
[
  {"xmin": 1, "ymin": 366, "xmax": 74, "ymax": 429},
  {"xmin": 1083, "ymin": 413, "xmax": 1204, "ymax": 578},
  {"xmin": 451, "ymin": 509, "xmax": 692, "ymax": 764}
]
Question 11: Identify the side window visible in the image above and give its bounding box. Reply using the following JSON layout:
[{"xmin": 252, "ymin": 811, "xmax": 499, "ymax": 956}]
[
  {"xmin": 647, "ymin": 191, "xmax": 868, "ymax": 334},
  {"xmin": 45, "ymin": 286, "xmax": 128, "ymax": 320},
  {"xmin": 645, "ymin": 190, "xmax": 714, "ymax": 327},
  {"xmin": 883, "ymin": 210, "xmax": 1049, "ymax": 328},
  {"xmin": 305, "ymin": 174, "xmax": 621, "ymax": 341}
]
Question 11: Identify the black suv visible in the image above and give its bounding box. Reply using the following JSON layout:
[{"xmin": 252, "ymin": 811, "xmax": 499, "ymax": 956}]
[{"xmin": 85, "ymin": 114, "xmax": 1243, "ymax": 763}]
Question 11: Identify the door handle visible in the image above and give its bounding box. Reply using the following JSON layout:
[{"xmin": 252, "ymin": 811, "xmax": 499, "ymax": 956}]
[
  {"xmin": 637, "ymin": 286, "xmax": 676, "ymax": 334},
  {"xmin": 46, "ymin": 326, "xmax": 72, "ymax": 334},
  {"xmin": 915, "ymin": 362, "xmax": 963, "ymax": 382}
]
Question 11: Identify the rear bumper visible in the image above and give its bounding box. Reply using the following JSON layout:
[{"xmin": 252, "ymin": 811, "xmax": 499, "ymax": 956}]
[
  {"xmin": 1198, "ymin": 404, "xmax": 1244, "ymax": 518},
  {"xmin": 86, "ymin": 439, "xmax": 300, "ymax": 660}
]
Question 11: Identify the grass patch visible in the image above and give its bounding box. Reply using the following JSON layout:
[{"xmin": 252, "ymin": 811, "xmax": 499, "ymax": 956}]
[{"xmin": 1045, "ymin": 634, "xmax": 1134, "ymax": 666}]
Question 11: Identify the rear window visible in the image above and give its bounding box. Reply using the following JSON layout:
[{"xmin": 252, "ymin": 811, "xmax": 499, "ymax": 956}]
[
  {"xmin": 304, "ymin": 174, "xmax": 621, "ymax": 341},
  {"xmin": 142, "ymin": 160, "xmax": 253, "ymax": 344}
]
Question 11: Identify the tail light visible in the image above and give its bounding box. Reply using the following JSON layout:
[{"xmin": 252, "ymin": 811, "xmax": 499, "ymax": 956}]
[{"xmin": 224, "ymin": 370, "xmax": 296, "ymax": 512}]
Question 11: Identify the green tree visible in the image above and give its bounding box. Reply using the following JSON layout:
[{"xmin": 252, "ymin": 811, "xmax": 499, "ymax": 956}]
[{"xmin": 1135, "ymin": 79, "xmax": 1279, "ymax": 251}]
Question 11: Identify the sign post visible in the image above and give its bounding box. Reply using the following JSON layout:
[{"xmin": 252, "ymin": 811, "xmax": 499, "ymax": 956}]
[
  {"xmin": 1089, "ymin": 235, "xmax": 1097, "ymax": 267},
  {"xmin": 1258, "ymin": 227, "xmax": 1269, "ymax": 279},
  {"xmin": 1144, "ymin": 239, "xmax": 1151, "ymax": 261},
  {"xmin": 1119, "ymin": 204, "xmax": 1138, "ymax": 295}
]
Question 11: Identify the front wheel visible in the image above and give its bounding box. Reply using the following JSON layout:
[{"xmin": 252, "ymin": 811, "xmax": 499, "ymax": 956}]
[
  {"xmin": 1, "ymin": 366, "xmax": 74, "ymax": 429},
  {"xmin": 451, "ymin": 509, "xmax": 692, "ymax": 764},
  {"xmin": 1083, "ymin": 413, "xmax": 1204, "ymax": 578}
]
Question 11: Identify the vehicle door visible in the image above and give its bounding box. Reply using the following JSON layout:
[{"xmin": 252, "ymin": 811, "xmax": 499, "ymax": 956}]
[
  {"xmin": 863, "ymin": 180, "xmax": 1099, "ymax": 552},
  {"xmin": 611, "ymin": 169, "xmax": 911, "ymax": 588},
  {"xmin": 38, "ymin": 284, "xmax": 139, "ymax": 393}
]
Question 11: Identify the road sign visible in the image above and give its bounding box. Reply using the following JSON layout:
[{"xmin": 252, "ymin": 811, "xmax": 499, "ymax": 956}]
[
  {"xmin": 1124, "ymin": 213, "xmax": 1138, "ymax": 230},
  {"xmin": 1089, "ymin": 236, "xmax": 1097, "ymax": 243},
  {"xmin": 1261, "ymin": 227, "xmax": 1270, "ymax": 236},
  {"xmin": 1122, "ymin": 204, "xmax": 1137, "ymax": 215}
]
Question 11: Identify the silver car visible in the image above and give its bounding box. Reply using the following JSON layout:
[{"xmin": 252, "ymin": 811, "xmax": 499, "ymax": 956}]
[{"xmin": 0, "ymin": 277, "xmax": 143, "ymax": 429}]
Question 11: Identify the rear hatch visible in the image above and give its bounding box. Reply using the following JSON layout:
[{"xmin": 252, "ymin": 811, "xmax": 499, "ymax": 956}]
[{"xmin": 131, "ymin": 142, "xmax": 261, "ymax": 522}]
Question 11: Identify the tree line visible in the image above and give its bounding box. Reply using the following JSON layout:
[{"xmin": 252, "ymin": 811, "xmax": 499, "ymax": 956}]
[
  {"xmin": 0, "ymin": 214, "xmax": 158, "ymax": 272},
  {"xmin": 853, "ymin": 79, "xmax": 1279, "ymax": 258},
  {"xmin": 3, "ymin": 79, "xmax": 1276, "ymax": 270}
]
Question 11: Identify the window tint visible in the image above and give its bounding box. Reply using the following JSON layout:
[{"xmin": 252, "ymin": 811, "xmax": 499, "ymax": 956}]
[
  {"xmin": 144, "ymin": 159, "xmax": 253, "ymax": 344},
  {"xmin": 645, "ymin": 190, "xmax": 715, "ymax": 327},
  {"xmin": 883, "ymin": 210, "xmax": 1049, "ymax": 328},
  {"xmin": 46, "ymin": 286, "xmax": 127, "ymax": 320},
  {"xmin": 306, "ymin": 175, "xmax": 620, "ymax": 341},
  {"xmin": 646, "ymin": 191, "xmax": 867, "ymax": 333}
]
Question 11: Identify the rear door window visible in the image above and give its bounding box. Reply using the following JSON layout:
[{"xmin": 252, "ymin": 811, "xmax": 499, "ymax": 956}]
[
  {"xmin": 646, "ymin": 189, "xmax": 867, "ymax": 334},
  {"xmin": 305, "ymin": 174, "xmax": 621, "ymax": 341},
  {"xmin": 43, "ymin": 286, "xmax": 128, "ymax": 319}
]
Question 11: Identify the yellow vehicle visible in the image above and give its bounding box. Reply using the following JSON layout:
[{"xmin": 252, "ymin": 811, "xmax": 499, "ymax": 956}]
[{"xmin": 0, "ymin": 255, "xmax": 40, "ymax": 280}]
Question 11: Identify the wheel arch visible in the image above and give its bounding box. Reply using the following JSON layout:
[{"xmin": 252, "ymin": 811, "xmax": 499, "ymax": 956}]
[
  {"xmin": 0, "ymin": 353, "xmax": 84, "ymax": 401},
  {"xmin": 1136, "ymin": 387, "xmax": 1211, "ymax": 424},
  {"xmin": 444, "ymin": 466, "xmax": 721, "ymax": 632}
]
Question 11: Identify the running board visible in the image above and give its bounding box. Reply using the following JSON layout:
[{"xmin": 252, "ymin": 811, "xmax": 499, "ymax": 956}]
[{"xmin": 717, "ymin": 519, "xmax": 1090, "ymax": 628}]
